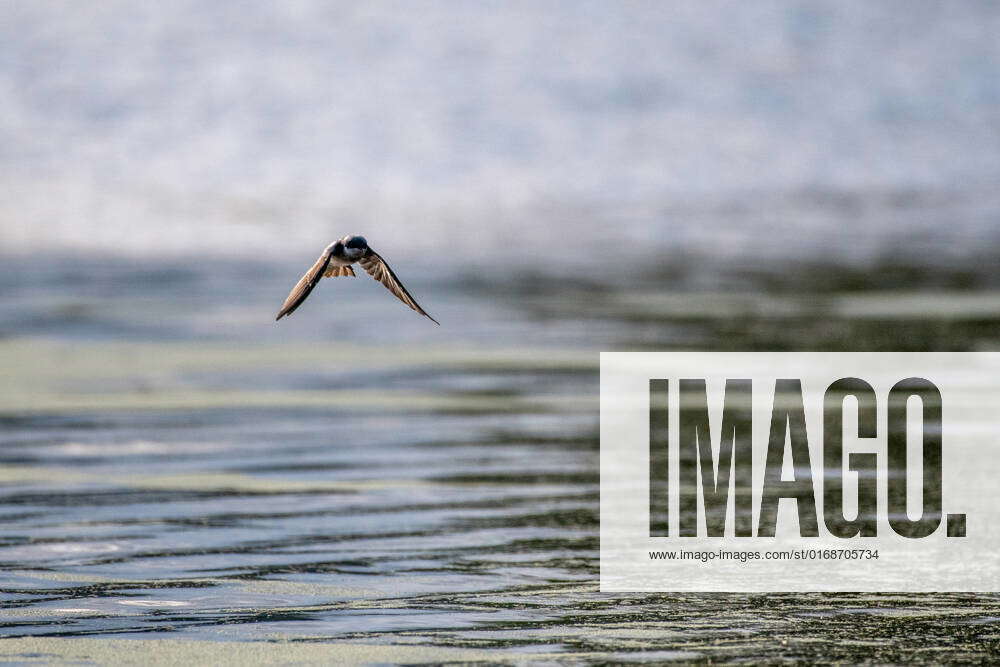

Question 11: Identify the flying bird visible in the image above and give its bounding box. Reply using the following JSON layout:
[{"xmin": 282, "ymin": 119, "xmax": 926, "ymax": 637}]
[{"xmin": 275, "ymin": 235, "xmax": 439, "ymax": 324}]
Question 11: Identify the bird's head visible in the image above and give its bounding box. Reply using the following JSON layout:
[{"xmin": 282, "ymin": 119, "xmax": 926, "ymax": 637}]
[{"xmin": 341, "ymin": 235, "xmax": 368, "ymax": 259}]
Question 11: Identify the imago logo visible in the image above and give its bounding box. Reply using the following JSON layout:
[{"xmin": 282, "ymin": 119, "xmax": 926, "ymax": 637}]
[
  {"xmin": 600, "ymin": 353, "xmax": 999, "ymax": 592},
  {"xmin": 648, "ymin": 377, "xmax": 966, "ymax": 540}
]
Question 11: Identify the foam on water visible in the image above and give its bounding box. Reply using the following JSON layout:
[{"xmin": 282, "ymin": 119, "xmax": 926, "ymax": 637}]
[{"xmin": 1, "ymin": 1, "xmax": 998, "ymax": 268}]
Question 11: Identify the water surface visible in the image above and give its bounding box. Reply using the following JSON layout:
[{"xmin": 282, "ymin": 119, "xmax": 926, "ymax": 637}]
[{"xmin": 1, "ymin": 256, "xmax": 998, "ymax": 663}]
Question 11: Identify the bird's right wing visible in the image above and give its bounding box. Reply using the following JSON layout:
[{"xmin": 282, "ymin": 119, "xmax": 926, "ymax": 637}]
[{"xmin": 275, "ymin": 250, "xmax": 333, "ymax": 320}]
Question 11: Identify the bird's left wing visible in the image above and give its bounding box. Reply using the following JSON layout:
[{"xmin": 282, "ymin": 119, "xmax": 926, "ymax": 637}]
[
  {"xmin": 275, "ymin": 249, "xmax": 333, "ymax": 320},
  {"xmin": 358, "ymin": 248, "xmax": 440, "ymax": 324}
]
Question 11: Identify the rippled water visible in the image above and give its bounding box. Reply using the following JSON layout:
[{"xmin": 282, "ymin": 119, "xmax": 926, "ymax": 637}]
[{"xmin": 0, "ymin": 254, "xmax": 999, "ymax": 663}]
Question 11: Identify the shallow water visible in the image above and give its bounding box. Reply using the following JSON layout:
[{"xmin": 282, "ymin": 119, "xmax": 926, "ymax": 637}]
[{"xmin": 0, "ymin": 255, "xmax": 999, "ymax": 663}]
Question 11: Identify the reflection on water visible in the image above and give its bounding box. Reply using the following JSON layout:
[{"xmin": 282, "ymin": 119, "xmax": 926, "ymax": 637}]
[{"xmin": 0, "ymin": 255, "xmax": 998, "ymax": 662}]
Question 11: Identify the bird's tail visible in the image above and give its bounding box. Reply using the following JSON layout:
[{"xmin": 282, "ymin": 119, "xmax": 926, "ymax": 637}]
[{"xmin": 323, "ymin": 265, "xmax": 356, "ymax": 278}]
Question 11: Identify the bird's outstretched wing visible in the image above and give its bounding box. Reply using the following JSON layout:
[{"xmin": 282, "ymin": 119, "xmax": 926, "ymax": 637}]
[
  {"xmin": 359, "ymin": 248, "xmax": 440, "ymax": 324},
  {"xmin": 275, "ymin": 250, "xmax": 333, "ymax": 320}
]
